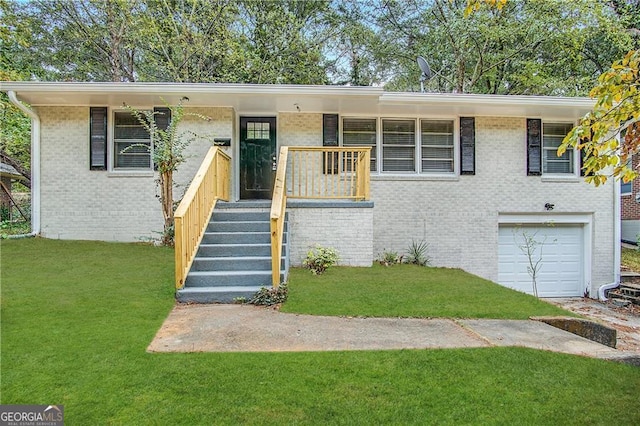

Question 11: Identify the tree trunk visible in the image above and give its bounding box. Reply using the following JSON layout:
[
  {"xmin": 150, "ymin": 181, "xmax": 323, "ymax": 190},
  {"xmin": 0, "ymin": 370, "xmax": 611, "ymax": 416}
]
[
  {"xmin": 160, "ymin": 170, "xmax": 174, "ymax": 246},
  {"xmin": 0, "ymin": 151, "xmax": 31, "ymax": 189}
]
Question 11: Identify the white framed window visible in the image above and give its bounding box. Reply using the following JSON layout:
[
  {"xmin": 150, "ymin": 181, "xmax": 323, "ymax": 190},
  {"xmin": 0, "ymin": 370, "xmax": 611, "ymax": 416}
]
[
  {"xmin": 113, "ymin": 110, "xmax": 152, "ymax": 170},
  {"xmin": 382, "ymin": 119, "xmax": 415, "ymax": 172},
  {"xmin": 543, "ymin": 122, "xmax": 575, "ymax": 175},
  {"xmin": 421, "ymin": 119, "xmax": 455, "ymax": 173},
  {"xmin": 342, "ymin": 118, "xmax": 377, "ymax": 172}
]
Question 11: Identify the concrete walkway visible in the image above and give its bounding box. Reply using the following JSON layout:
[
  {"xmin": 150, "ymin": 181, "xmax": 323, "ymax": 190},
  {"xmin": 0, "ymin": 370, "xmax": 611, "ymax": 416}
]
[{"xmin": 148, "ymin": 304, "xmax": 625, "ymax": 360}]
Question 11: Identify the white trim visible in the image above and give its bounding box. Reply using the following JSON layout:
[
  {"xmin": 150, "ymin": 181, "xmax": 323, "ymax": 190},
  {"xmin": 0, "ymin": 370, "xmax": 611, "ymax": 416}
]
[
  {"xmin": 110, "ymin": 108, "xmax": 154, "ymax": 172},
  {"xmin": 498, "ymin": 213, "xmax": 593, "ymax": 297},
  {"xmin": 380, "ymin": 92, "xmax": 594, "ymax": 109},
  {"xmin": 541, "ymin": 121, "xmax": 578, "ymax": 177},
  {"xmin": 0, "ymin": 81, "xmax": 384, "ymax": 96},
  {"xmin": 1, "ymin": 82, "xmax": 595, "ymax": 118}
]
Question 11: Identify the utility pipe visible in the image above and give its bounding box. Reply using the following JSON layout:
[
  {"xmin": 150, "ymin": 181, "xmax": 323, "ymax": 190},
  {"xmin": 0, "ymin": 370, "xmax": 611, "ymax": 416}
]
[
  {"xmin": 7, "ymin": 91, "xmax": 40, "ymax": 237},
  {"xmin": 598, "ymin": 152, "xmax": 622, "ymax": 301}
]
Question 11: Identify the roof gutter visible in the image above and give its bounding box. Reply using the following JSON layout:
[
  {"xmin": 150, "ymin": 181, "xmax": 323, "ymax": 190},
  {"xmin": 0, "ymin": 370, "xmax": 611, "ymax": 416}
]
[{"xmin": 7, "ymin": 91, "xmax": 40, "ymax": 237}]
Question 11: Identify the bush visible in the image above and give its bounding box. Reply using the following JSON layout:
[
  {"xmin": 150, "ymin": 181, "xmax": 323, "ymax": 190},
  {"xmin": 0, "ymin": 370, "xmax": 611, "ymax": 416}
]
[
  {"xmin": 249, "ymin": 283, "xmax": 288, "ymax": 306},
  {"xmin": 378, "ymin": 249, "xmax": 402, "ymax": 266},
  {"xmin": 303, "ymin": 246, "xmax": 339, "ymax": 275},
  {"xmin": 405, "ymin": 240, "xmax": 431, "ymax": 266}
]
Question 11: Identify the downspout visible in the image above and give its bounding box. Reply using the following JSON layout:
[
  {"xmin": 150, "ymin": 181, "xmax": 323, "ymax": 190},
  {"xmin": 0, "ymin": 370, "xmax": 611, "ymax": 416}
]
[
  {"xmin": 598, "ymin": 164, "xmax": 621, "ymax": 301},
  {"xmin": 7, "ymin": 91, "xmax": 40, "ymax": 237}
]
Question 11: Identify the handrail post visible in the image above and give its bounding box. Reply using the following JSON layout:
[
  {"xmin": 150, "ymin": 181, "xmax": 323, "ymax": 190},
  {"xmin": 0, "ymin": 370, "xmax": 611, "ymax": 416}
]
[{"xmin": 270, "ymin": 147, "xmax": 289, "ymax": 287}]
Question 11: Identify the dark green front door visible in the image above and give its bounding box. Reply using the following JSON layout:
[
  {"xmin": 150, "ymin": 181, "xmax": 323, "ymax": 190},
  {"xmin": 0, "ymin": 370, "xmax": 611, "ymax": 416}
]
[{"xmin": 240, "ymin": 117, "xmax": 276, "ymax": 199}]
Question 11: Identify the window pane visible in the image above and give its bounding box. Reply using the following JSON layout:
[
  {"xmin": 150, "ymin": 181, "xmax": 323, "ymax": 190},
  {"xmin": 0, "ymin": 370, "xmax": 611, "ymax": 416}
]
[
  {"xmin": 343, "ymin": 118, "xmax": 377, "ymax": 171},
  {"xmin": 114, "ymin": 111, "xmax": 151, "ymax": 169},
  {"xmin": 621, "ymin": 158, "xmax": 633, "ymax": 194},
  {"xmin": 247, "ymin": 122, "xmax": 270, "ymax": 139},
  {"xmin": 383, "ymin": 119, "xmax": 415, "ymax": 172},
  {"xmin": 422, "ymin": 120, "xmax": 454, "ymax": 173},
  {"xmin": 543, "ymin": 122, "xmax": 574, "ymax": 174}
]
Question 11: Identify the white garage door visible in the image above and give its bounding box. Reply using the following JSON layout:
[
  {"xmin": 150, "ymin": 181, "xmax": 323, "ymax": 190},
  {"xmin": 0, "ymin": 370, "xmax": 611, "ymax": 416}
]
[{"xmin": 498, "ymin": 224, "xmax": 584, "ymax": 297}]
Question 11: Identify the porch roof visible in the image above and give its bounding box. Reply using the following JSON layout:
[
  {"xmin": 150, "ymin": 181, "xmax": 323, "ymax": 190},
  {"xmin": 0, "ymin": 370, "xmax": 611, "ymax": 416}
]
[{"xmin": 0, "ymin": 81, "xmax": 595, "ymax": 120}]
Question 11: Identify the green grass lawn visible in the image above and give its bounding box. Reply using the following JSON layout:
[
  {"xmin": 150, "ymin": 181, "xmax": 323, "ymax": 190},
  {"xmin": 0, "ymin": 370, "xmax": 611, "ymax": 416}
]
[
  {"xmin": 282, "ymin": 264, "xmax": 573, "ymax": 319},
  {"xmin": 2, "ymin": 239, "xmax": 639, "ymax": 425},
  {"xmin": 622, "ymin": 247, "xmax": 640, "ymax": 272}
]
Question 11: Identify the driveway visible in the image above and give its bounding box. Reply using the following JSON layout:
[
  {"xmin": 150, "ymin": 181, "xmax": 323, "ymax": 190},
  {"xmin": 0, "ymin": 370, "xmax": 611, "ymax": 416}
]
[{"xmin": 148, "ymin": 304, "xmax": 629, "ymax": 361}]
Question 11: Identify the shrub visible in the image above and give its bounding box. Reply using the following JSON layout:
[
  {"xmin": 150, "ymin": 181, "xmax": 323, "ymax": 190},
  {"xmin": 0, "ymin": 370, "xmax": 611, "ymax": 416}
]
[
  {"xmin": 378, "ymin": 249, "xmax": 402, "ymax": 266},
  {"xmin": 303, "ymin": 246, "xmax": 339, "ymax": 275},
  {"xmin": 405, "ymin": 240, "xmax": 431, "ymax": 266},
  {"xmin": 249, "ymin": 283, "xmax": 288, "ymax": 306}
]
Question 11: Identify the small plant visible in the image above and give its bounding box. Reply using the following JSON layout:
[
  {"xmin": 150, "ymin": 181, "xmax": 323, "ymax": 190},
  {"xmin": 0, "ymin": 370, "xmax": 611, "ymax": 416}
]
[
  {"xmin": 513, "ymin": 226, "xmax": 554, "ymax": 298},
  {"xmin": 232, "ymin": 296, "xmax": 247, "ymax": 304},
  {"xmin": 248, "ymin": 283, "xmax": 288, "ymax": 306},
  {"xmin": 405, "ymin": 239, "xmax": 431, "ymax": 266},
  {"xmin": 378, "ymin": 249, "xmax": 402, "ymax": 266},
  {"xmin": 303, "ymin": 246, "xmax": 339, "ymax": 275}
]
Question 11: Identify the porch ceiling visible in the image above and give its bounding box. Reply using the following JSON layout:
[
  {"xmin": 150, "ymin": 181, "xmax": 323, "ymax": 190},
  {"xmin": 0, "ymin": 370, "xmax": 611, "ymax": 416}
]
[{"xmin": 1, "ymin": 81, "xmax": 595, "ymax": 119}]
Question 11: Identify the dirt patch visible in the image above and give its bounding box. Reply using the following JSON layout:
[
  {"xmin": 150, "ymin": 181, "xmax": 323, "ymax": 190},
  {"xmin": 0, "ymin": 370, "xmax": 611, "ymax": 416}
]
[{"xmin": 547, "ymin": 298, "xmax": 640, "ymax": 353}]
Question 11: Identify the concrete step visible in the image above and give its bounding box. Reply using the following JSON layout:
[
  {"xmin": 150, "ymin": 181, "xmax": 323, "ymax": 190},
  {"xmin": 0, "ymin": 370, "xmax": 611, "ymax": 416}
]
[
  {"xmin": 184, "ymin": 270, "xmax": 283, "ymax": 287},
  {"xmin": 211, "ymin": 211, "xmax": 270, "ymax": 222},
  {"xmin": 201, "ymin": 232, "xmax": 272, "ymax": 245},
  {"xmin": 176, "ymin": 285, "xmax": 270, "ymax": 304},
  {"xmin": 201, "ymin": 231, "xmax": 287, "ymax": 245},
  {"xmin": 196, "ymin": 243, "xmax": 273, "ymax": 257},
  {"xmin": 207, "ymin": 220, "xmax": 272, "ymax": 233},
  {"xmin": 191, "ymin": 256, "xmax": 285, "ymax": 272}
]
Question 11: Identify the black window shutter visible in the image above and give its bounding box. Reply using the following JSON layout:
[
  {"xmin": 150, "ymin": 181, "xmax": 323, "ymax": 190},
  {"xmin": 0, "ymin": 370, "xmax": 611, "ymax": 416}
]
[
  {"xmin": 153, "ymin": 107, "xmax": 171, "ymax": 170},
  {"xmin": 323, "ymin": 114, "xmax": 339, "ymax": 174},
  {"xmin": 460, "ymin": 117, "xmax": 475, "ymax": 175},
  {"xmin": 526, "ymin": 118, "xmax": 542, "ymax": 175},
  {"xmin": 154, "ymin": 107, "xmax": 171, "ymax": 132},
  {"xmin": 323, "ymin": 114, "xmax": 339, "ymax": 146},
  {"xmin": 89, "ymin": 107, "xmax": 107, "ymax": 170}
]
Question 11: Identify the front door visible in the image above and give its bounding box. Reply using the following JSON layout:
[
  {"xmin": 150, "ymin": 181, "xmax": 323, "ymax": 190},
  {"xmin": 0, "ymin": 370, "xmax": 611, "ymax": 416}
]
[{"xmin": 240, "ymin": 117, "xmax": 277, "ymax": 199}]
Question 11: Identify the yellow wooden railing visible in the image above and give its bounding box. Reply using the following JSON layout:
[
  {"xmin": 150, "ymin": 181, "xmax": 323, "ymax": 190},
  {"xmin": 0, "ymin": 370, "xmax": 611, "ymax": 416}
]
[
  {"xmin": 270, "ymin": 147, "xmax": 289, "ymax": 287},
  {"xmin": 174, "ymin": 147, "xmax": 230, "ymax": 289},
  {"xmin": 269, "ymin": 146, "xmax": 371, "ymax": 286},
  {"xmin": 286, "ymin": 146, "xmax": 371, "ymax": 200}
]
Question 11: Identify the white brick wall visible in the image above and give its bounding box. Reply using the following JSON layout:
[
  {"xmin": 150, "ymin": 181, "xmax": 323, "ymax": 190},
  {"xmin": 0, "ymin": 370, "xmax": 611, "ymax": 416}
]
[
  {"xmin": 287, "ymin": 206, "xmax": 373, "ymax": 267},
  {"xmin": 37, "ymin": 106, "xmax": 233, "ymax": 242},
  {"xmin": 279, "ymin": 113, "xmax": 322, "ymax": 147}
]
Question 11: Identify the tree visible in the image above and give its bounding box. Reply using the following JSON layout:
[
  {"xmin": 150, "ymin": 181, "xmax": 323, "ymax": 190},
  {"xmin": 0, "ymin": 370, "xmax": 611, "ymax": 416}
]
[
  {"xmin": 514, "ymin": 227, "xmax": 549, "ymax": 298},
  {"xmin": 374, "ymin": 0, "xmax": 633, "ymax": 95},
  {"xmin": 125, "ymin": 100, "xmax": 211, "ymax": 245},
  {"xmin": 558, "ymin": 49, "xmax": 640, "ymax": 186},
  {"xmin": 0, "ymin": 1, "xmax": 35, "ymax": 186},
  {"xmin": 237, "ymin": 0, "xmax": 330, "ymax": 84},
  {"xmin": 28, "ymin": 0, "xmax": 139, "ymax": 82},
  {"xmin": 135, "ymin": 0, "xmax": 243, "ymax": 83}
]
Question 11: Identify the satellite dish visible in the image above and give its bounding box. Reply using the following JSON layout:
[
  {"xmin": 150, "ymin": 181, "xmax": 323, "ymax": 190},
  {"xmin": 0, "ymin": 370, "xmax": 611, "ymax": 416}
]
[{"xmin": 417, "ymin": 56, "xmax": 433, "ymax": 92}]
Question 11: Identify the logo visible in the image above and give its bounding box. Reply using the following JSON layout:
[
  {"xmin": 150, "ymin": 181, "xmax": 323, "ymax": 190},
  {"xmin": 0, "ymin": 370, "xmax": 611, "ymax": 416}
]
[{"xmin": 0, "ymin": 405, "xmax": 64, "ymax": 426}]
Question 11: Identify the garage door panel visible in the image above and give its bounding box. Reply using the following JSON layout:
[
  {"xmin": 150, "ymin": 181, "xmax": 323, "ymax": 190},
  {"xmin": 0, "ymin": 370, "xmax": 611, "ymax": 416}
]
[{"xmin": 498, "ymin": 224, "xmax": 584, "ymax": 297}]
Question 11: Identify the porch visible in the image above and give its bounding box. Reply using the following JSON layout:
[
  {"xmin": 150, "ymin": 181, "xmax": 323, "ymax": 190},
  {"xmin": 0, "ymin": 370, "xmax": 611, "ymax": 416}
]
[{"xmin": 174, "ymin": 146, "xmax": 373, "ymax": 303}]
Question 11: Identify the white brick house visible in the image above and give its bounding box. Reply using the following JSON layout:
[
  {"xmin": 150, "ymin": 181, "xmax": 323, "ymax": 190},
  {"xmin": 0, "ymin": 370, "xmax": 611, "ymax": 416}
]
[{"xmin": 2, "ymin": 82, "xmax": 619, "ymax": 300}]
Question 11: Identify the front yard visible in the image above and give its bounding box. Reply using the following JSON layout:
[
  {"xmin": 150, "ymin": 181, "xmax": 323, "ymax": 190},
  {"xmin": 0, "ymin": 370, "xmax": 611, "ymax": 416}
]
[
  {"xmin": 1, "ymin": 239, "xmax": 639, "ymax": 424},
  {"xmin": 283, "ymin": 264, "xmax": 572, "ymax": 319}
]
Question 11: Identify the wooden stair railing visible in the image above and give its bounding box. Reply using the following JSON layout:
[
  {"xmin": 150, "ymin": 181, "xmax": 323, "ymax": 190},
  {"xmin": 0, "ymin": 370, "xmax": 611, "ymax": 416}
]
[{"xmin": 174, "ymin": 147, "xmax": 230, "ymax": 289}]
